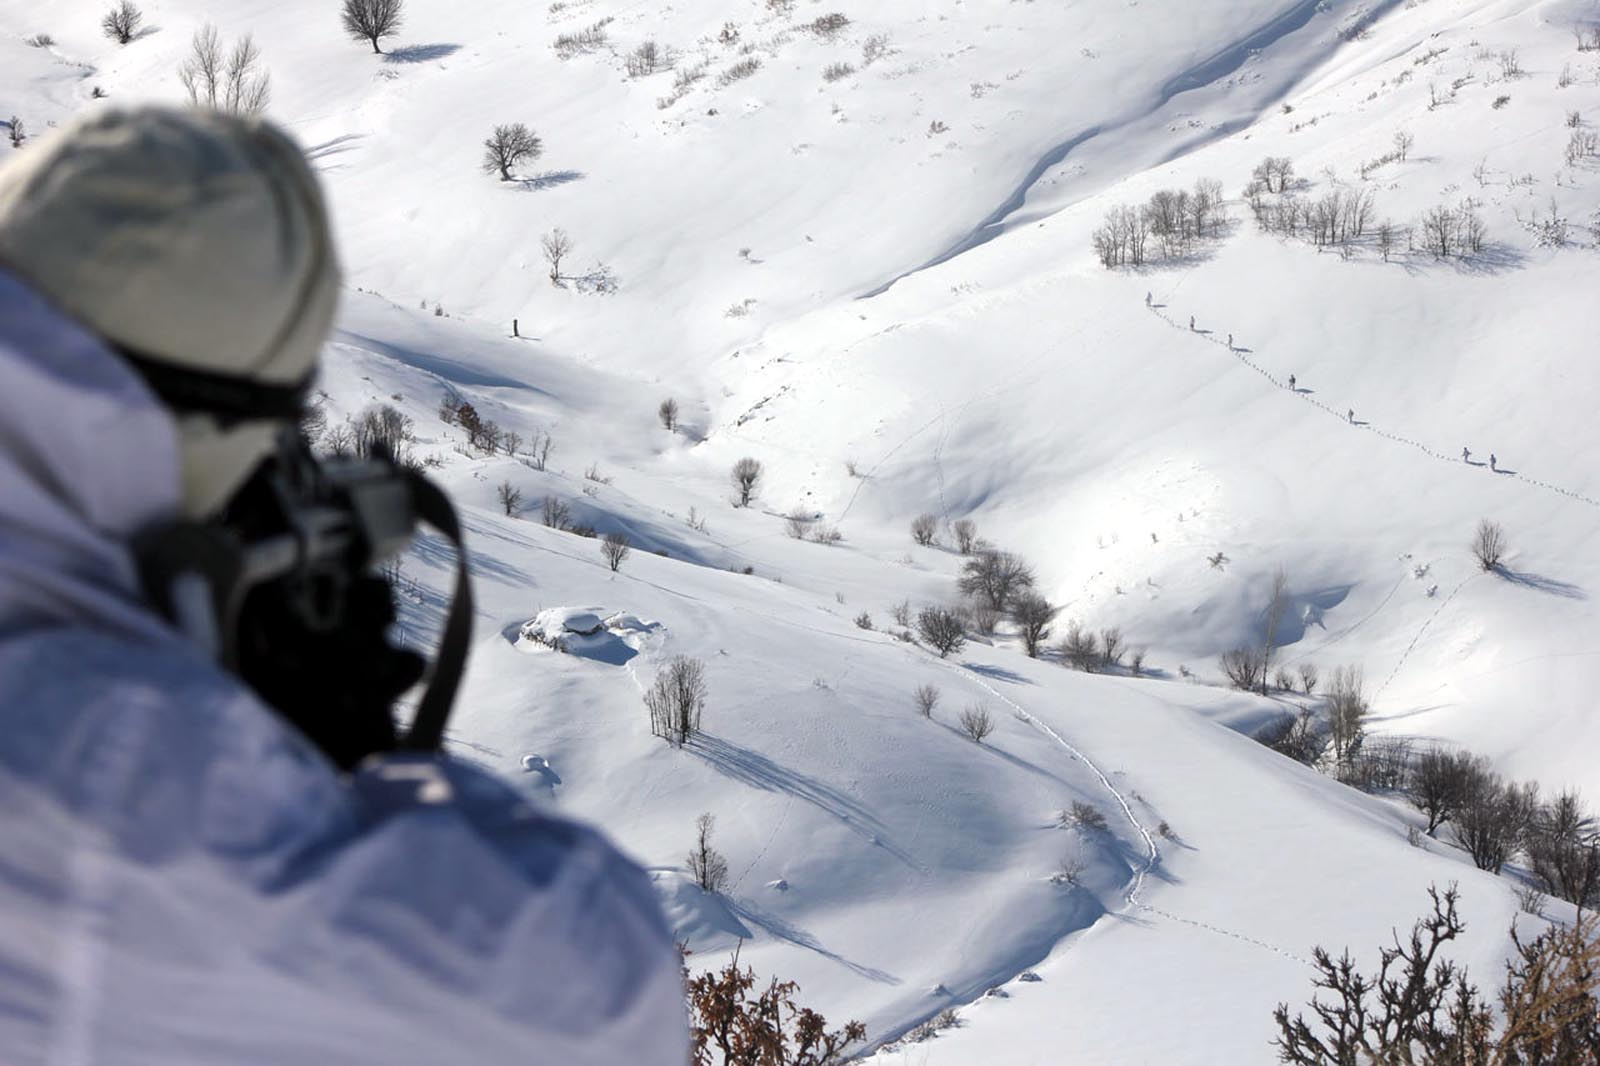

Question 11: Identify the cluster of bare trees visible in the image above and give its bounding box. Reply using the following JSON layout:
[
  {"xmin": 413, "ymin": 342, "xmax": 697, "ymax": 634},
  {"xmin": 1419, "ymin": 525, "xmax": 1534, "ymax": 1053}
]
[
  {"xmin": 178, "ymin": 25, "xmax": 271, "ymax": 116},
  {"xmin": 1418, "ymin": 201, "xmax": 1488, "ymax": 258},
  {"xmin": 439, "ymin": 394, "xmax": 534, "ymax": 460},
  {"xmin": 645, "ymin": 656, "xmax": 706, "ymax": 746},
  {"xmin": 1092, "ymin": 177, "xmax": 1226, "ymax": 268},
  {"xmin": 1275, "ymin": 886, "xmax": 1599, "ymax": 1065},
  {"xmin": 1246, "ymin": 182, "xmax": 1377, "ymax": 249}
]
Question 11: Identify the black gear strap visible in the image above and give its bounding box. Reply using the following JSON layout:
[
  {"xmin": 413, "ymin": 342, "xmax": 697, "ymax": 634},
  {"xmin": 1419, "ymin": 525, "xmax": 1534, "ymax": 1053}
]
[
  {"xmin": 116, "ymin": 344, "xmax": 313, "ymax": 422},
  {"xmin": 398, "ymin": 471, "xmax": 473, "ymax": 752}
]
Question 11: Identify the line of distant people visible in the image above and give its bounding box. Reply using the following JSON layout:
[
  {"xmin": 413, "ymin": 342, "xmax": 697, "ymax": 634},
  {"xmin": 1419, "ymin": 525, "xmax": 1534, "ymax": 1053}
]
[{"xmin": 1148, "ymin": 291, "xmax": 1510, "ymax": 473}]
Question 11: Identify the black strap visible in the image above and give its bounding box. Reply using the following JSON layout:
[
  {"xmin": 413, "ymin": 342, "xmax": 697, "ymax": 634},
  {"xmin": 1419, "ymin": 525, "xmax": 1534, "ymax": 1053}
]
[
  {"xmin": 399, "ymin": 471, "xmax": 474, "ymax": 751},
  {"xmin": 118, "ymin": 346, "xmax": 313, "ymax": 422}
]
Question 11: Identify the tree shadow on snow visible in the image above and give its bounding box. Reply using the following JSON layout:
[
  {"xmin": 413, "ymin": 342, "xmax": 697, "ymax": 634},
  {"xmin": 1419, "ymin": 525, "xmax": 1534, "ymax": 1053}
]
[
  {"xmin": 1495, "ymin": 567, "xmax": 1585, "ymax": 600},
  {"xmin": 519, "ymin": 170, "xmax": 586, "ymax": 191},
  {"xmin": 383, "ymin": 43, "xmax": 462, "ymax": 63},
  {"xmin": 728, "ymin": 898, "xmax": 899, "ymax": 984},
  {"xmin": 964, "ymin": 662, "xmax": 1033, "ymax": 685},
  {"xmin": 690, "ymin": 735, "xmax": 921, "ymax": 870}
]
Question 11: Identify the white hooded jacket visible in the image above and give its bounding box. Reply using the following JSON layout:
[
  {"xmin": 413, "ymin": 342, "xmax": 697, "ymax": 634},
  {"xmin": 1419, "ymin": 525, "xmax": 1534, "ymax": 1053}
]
[{"xmin": 0, "ymin": 270, "xmax": 689, "ymax": 1065}]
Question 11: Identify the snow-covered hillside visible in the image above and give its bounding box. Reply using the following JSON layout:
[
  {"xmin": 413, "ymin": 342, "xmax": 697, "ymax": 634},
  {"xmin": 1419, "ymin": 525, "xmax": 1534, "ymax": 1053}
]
[{"xmin": 6, "ymin": 0, "xmax": 1600, "ymax": 1060}]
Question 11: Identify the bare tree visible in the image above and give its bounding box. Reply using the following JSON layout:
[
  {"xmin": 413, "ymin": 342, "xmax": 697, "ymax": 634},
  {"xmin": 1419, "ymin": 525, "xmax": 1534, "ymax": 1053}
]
[
  {"xmin": 1220, "ymin": 646, "xmax": 1266, "ymax": 691},
  {"xmin": 341, "ymin": 0, "xmax": 403, "ymax": 53},
  {"xmin": 601, "ymin": 532, "xmax": 631, "ymax": 571},
  {"xmin": 1299, "ymin": 662, "xmax": 1319, "ymax": 695},
  {"xmin": 179, "ymin": 26, "xmax": 270, "ymax": 115},
  {"xmin": 658, "ymin": 397, "xmax": 679, "ymax": 431},
  {"xmin": 958, "ymin": 550, "xmax": 1036, "ymax": 612},
  {"xmin": 1455, "ymin": 771, "xmax": 1538, "ymax": 874},
  {"xmin": 1259, "ymin": 567, "xmax": 1291, "ymax": 696},
  {"xmin": 625, "ymin": 40, "xmax": 663, "ymax": 77},
  {"xmin": 1100, "ymin": 626, "xmax": 1125, "ymax": 668},
  {"xmin": 952, "ymin": 518, "xmax": 979, "ymax": 554},
  {"xmin": 542, "ymin": 228, "xmax": 572, "ymax": 283},
  {"xmin": 687, "ymin": 812, "xmax": 729, "ymax": 892},
  {"xmin": 1407, "ymin": 747, "xmax": 1480, "ymax": 836},
  {"xmin": 784, "ymin": 507, "xmax": 810, "ymax": 539},
  {"xmin": 959, "ymin": 704, "xmax": 995, "ymax": 743},
  {"xmin": 1279, "ymin": 887, "xmax": 1600, "ymax": 1065},
  {"xmin": 913, "ymin": 683, "xmax": 939, "ymax": 717},
  {"xmin": 541, "ymin": 495, "xmax": 572, "ymax": 531},
  {"xmin": 101, "ymin": 1, "xmax": 143, "ymax": 44},
  {"xmin": 1526, "ymin": 789, "xmax": 1600, "ymax": 907},
  {"xmin": 6, "ymin": 117, "xmax": 24, "ymax": 149},
  {"xmin": 916, "ymin": 606, "xmax": 966, "ymax": 659},
  {"xmin": 910, "ymin": 513, "xmax": 938, "ymax": 546},
  {"xmin": 730, "ymin": 457, "xmax": 763, "ymax": 507},
  {"xmin": 645, "ymin": 656, "xmax": 706, "ymax": 745},
  {"xmin": 1472, "ymin": 519, "xmax": 1506, "ymax": 571},
  {"xmin": 1326, "ymin": 665, "xmax": 1368, "ymax": 766},
  {"xmin": 1393, "ymin": 130, "xmax": 1414, "ymax": 162},
  {"xmin": 1010, "ymin": 593, "xmax": 1056, "ymax": 658},
  {"xmin": 1060, "ymin": 621, "xmax": 1100, "ymax": 672},
  {"xmin": 483, "ymin": 123, "xmax": 542, "ymax": 181},
  {"xmin": 496, "ymin": 480, "xmax": 523, "ymax": 516}
]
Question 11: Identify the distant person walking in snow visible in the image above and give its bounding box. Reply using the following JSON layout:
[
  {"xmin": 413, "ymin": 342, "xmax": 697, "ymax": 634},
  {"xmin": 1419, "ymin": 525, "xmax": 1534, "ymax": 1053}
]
[
  {"xmin": 1347, "ymin": 408, "xmax": 1355, "ymax": 423},
  {"xmin": 1226, "ymin": 333, "xmax": 1233, "ymax": 349},
  {"xmin": 1189, "ymin": 315, "xmax": 1195, "ymax": 331},
  {"xmin": 1145, "ymin": 290, "xmax": 1152, "ymax": 306},
  {"xmin": 1288, "ymin": 374, "xmax": 1296, "ymax": 390},
  {"xmin": 1490, "ymin": 453, "xmax": 1497, "ymax": 472}
]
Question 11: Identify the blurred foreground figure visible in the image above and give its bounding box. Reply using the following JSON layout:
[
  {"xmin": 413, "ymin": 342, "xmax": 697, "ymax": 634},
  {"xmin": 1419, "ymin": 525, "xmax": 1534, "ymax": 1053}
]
[{"xmin": 0, "ymin": 107, "xmax": 686, "ymax": 1065}]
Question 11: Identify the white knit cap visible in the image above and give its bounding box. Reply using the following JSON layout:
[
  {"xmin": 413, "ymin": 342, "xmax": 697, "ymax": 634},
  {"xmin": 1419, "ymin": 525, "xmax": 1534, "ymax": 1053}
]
[{"xmin": 0, "ymin": 105, "xmax": 341, "ymax": 516}]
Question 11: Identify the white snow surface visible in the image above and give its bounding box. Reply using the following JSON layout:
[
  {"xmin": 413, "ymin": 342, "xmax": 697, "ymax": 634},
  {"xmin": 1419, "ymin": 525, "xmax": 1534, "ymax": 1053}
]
[{"xmin": 6, "ymin": 0, "xmax": 1600, "ymax": 1060}]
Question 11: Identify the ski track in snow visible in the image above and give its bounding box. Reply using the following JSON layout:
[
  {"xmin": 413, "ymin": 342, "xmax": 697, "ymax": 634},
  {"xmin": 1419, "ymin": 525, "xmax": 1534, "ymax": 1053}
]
[{"xmin": 943, "ymin": 657, "xmax": 1314, "ymax": 989}]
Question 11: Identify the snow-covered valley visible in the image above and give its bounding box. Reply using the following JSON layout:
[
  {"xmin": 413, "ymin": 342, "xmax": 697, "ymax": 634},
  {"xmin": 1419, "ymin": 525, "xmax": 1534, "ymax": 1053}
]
[{"xmin": 5, "ymin": 0, "xmax": 1600, "ymax": 1059}]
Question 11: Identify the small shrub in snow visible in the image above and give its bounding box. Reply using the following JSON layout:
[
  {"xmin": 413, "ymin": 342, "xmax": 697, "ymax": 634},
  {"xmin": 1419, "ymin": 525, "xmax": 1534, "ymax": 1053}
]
[
  {"xmin": 917, "ymin": 606, "xmax": 966, "ymax": 659},
  {"xmin": 25, "ymin": 33, "xmax": 54, "ymax": 47},
  {"xmin": 1060, "ymin": 801, "xmax": 1108, "ymax": 831},
  {"xmin": 853, "ymin": 611, "xmax": 872, "ymax": 630},
  {"xmin": 1221, "ymin": 646, "xmax": 1266, "ymax": 690},
  {"xmin": 910, "ymin": 512, "xmax": 938, "ymax": 546},
  {"xmin": 951, "ymin": 518, "xmax": 979, "ymax": 554},
  {"xmin": 964, "ymin": 604, "xmax": 1000, "ymax": 637},
  {"xmin": 822, "ymin": 62, "xmax": 855, "ymax": 83},
  {"xmin": 914, "ymin": 683, "xmax": 939, "ymax": 717},
  {"xmin": 891, "ymin": 600, "xmax": 912, "ymax": 628},
  {"xmin": 541, "ymin": 496, "xmax": 572, "ymax": 531},
  {"xmin": 959, "ymin": 703, "xmax": 995, "ymax": 743},
  {"xmin": 807, "ymin": 13, "xmax": 850, "ymax": 39},
  {"xmin": 554, "ymin": 19, "xmax": 610, "ymax": 57},
  {"xmin": 1099, "ymin": 627, "xmax": 1125, "ymax": 667},
  {"xmin": 1472, "ymin": 518, "xmax": 1506, "ymax": 570},
  {"xmin": 600, "ymin": 532, "xmax": 630, "ymax": 571},
  {"xmin": 625, "ymin": 40, "xmax": 664, "ymax": 77},
  {"xmin": 496, "ymin": 480, "xmax": 523, "ymax": 517},
  {"xmin": 1514, "ymin": 883, "xmax": 1547, "ymax": 917},
  {"xmin": 658, "ymin": 397, "xmax": 679, "ymax": 431},
  {"xmin": 719, "ymin": 57, "xmax": 761, "ymax": 85},
  {"xmin": 1051, "ymin": 855, "xmax": 1086, "ymax": 886},
  {"xmin": 810, "ymin": 525, "xmax": 842, "ymax": 545},
  {"xmin": 730, "ymin": 457, "xmax": 763, "ymax": 507},
  {"xmin": 1060, "ymin": 621, "xmax": 1099, "ymax": 672},
  {"xmin": 1257, "ymin": 710, "xmax": 1321, "ymax": 766},
  {"xmin": 7, "ymin": 117, "xmax": 25, "ymax": 149},
  {"xmin": 861, "ymin": 33, "xmax": 889, "ymax": 65},
  {"xmin": 687, "ymin": 812, "xmax": 729, "ymax": 892},
  {"xmin": 686, "ymin": 949, "xmax": 864, "ymax": 1062}
]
